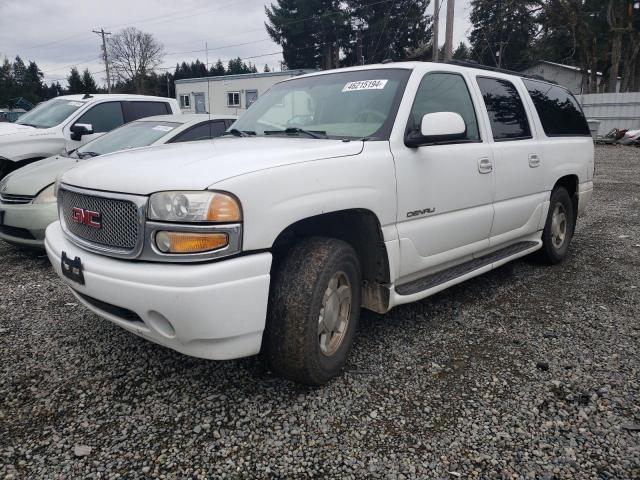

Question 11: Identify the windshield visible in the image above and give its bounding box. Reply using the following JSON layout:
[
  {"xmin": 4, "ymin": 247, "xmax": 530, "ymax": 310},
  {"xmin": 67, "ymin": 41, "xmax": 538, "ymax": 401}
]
[
  {"xmin": 230, "ymin": 68, "xmax": 411, "ymax": 140},
  {"xmin": 17, "ymin": 98, "xmax": 85, "ymax": 128},
  {"xmin": 74, "ymin": 120, "xmax": 181, "ymax": 158}
]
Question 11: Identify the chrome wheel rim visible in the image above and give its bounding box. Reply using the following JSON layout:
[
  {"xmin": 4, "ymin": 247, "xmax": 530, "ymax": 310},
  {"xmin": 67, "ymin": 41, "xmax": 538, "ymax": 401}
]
[
  {"xmin": 318, "ymin": 271, "xmax": 352, "ymax": 356},
  {"xmin": 551, "ymin": 203, "xmax": 567, "ymax": 249}
]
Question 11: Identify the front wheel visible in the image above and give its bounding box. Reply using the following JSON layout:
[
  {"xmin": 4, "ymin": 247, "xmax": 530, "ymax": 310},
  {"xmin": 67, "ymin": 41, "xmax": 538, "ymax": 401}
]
[
  {"xmin": 536, "ymin": 187, "xmax": 576, "ymax": 264},
  {"xmin": 264, "ymin": 237, "xmax": 362, "ymax": 386}
]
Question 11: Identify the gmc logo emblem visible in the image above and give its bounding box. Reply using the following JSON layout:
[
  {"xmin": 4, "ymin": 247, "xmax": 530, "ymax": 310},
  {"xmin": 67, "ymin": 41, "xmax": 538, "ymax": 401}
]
[{"xmin": 71, "ymin": 207, "xmax": 102, "ymax": 229}]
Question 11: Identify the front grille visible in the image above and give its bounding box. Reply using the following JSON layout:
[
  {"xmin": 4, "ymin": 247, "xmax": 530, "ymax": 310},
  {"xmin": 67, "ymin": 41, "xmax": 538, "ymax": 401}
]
[
  {"xmin": 0, "ymin": 193, "xmax": 33, "ymax": 205},
  {"xmin": 60, "ymin": 188, "xmax": 140, "ymax": 250}
]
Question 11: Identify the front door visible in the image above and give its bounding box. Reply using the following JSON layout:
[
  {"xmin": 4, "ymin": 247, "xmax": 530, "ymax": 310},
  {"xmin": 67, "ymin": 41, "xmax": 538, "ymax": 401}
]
[
  {"xmin": 194, "ymin": 93, "xmax": 206, "ymax": 113},
  {"xmin": 392, "ymin": 72, "xmax": 495, "ymax": 280},
  {"xmin": 65, "ymin": 101, "xmax": 124, "ymax": 150}
]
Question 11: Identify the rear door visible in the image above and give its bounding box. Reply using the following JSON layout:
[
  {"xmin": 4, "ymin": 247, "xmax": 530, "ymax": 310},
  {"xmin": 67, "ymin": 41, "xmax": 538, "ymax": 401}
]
[{"xmin": 476, "ymin": 76, "xmax": 545, "ymax": 245}]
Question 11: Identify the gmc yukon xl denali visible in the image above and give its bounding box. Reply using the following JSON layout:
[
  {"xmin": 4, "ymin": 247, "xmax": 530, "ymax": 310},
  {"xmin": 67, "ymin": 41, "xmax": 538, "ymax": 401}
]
[{"xmin": 45, "ymin": 63, "xmax": 594, "ymax": 385}]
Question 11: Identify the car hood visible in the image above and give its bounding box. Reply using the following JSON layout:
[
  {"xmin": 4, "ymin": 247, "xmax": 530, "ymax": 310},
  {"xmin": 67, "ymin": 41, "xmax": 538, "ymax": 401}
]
[
  {"xmin": 3, "ymin": 155, "xmax": 79, "ymax": 196},
  {"xmin": 60, "ymin": 137, "xmax": 365, "ymax": 195},
  {"xmin": 0, "ymin": 123, "xmax": 38, "ymax": 138}
]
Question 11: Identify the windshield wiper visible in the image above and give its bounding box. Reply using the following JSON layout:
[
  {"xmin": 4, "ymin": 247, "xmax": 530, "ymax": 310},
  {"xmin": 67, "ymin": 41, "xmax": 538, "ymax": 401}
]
[
  {"xmin": 264, "ymin": 127, "xmax": 328, "ymax": 139},
  {"xmin": 223, "ymin": 129, "xmax": 255, "ymax": 137}
]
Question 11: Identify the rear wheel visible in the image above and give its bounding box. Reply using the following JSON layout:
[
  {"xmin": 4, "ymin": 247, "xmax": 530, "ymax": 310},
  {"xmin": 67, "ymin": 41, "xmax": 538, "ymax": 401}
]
[
  {"xmin": 536, "ymin": 187, "xmax": 576, "ymax": 264},
  {"xmin": 264, "ymin": 237, "xmax": 362, "ymax": 386}
]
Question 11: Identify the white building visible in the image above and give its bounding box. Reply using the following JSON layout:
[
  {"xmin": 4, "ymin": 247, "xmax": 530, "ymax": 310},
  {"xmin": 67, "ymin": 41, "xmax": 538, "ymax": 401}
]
[
  {"xmin": 174, "ymin": 70, "xmax": 314, "ymax": 116},
  {"xmin": 521, "ymin": 60, "xmax": 620, "ymax": 95}
]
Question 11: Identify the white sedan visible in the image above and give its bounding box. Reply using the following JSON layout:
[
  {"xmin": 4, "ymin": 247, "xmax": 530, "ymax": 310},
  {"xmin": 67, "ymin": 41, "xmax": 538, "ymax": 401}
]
[{"xmin": 0, "ymin": 114, "xmax": 237, "ymax": 248}]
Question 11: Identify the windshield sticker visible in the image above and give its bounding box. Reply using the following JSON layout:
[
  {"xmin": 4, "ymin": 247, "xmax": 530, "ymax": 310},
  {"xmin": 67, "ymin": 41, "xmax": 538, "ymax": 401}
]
[
  {"xmin": 67, "ymin": 101, "xmax": 84, "ymax": 107},
  {"xmin": 342, "ymin": 79, "xmax": 388, "ymax": 92},
  {"xmin": 152, "ymin": 125, "xmax": 174, "ymax": 132}
]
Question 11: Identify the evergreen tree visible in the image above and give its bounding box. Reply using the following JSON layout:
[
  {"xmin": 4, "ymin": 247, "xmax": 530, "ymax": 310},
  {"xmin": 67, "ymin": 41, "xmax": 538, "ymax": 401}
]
[
  {"xmin": 81, "ymin": 69, "xmax": 98, "ymax": 93},
  {"xmin": 264, "ymin": 63, "xmax": 271, "ymax": 72},
  {"xmin": 468, "ymin": 0, "xmax": 537, "ymax": 70},
  {"xmin": 67, "ymin": 67, "xmax": 85, "ymax": 94},
  {"xmin": 452, "ymin": 42, "xmax": 472, "ymax": 61},
  {"xmin": 210, "ymin": 59, "xmax": 226, "ymax": 76}
]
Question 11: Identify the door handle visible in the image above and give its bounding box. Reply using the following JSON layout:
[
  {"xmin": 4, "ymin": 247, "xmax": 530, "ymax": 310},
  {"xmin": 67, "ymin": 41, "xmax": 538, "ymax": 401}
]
[
  {"xmin": 529, "ymin": 154, "xmax": 541, "ymax": 168},
  {"xmin": 478, "ymin": 157, "xmax": 493, "ymax": 174}
]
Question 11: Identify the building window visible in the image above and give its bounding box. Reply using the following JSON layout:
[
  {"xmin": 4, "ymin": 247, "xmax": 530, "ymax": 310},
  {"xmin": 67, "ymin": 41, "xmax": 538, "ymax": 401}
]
[
  {"xmin": 227, "ymin": 92, "xmax": 241, "ymax": 107},
  {"xmin": 180, "ymin": 95, "xmax": 190, "ymax": 108}
]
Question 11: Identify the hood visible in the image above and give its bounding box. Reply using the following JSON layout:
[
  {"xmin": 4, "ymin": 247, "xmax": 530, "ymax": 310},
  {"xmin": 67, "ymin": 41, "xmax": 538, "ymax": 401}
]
[
  {"xmin": 60, "ymin": 136, "xmax": 365, "ymax": 195},
  {"xmin": 3, "ymin": 155, "xmax": 79, "ymax": 196},
  {"xmin": 0, "ymin": 122, "xmax": 37, "ymax": 137}
]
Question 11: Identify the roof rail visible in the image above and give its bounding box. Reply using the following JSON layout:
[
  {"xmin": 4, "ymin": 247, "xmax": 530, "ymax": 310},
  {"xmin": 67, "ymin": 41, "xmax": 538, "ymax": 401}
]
[{"xmin": 444, "ymin": 60, "xmax": 557, "ymax": 85}]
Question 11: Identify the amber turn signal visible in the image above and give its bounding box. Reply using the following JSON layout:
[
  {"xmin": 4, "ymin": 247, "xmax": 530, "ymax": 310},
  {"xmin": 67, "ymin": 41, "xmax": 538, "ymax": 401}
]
[{"xmin": 155, "ymin": 231, "xmax": 228, "ymax": 254}]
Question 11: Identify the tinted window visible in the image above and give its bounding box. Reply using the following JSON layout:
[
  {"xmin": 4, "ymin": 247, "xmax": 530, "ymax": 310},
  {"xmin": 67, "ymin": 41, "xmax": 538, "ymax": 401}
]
[
  {"xmin": 123, "ymin": 101, "xmax": 171, "ymax": 122},
  {"xmin": 523, "ymin": 79, "xmax": 590, "ymax": 137},
  {"xmin": 477, "ymin": 77, "xmax": 531, "ymax": 141},
  {"xmin": 409, "ymin": 72, "xmax": 480, "ymax": 142},
  {"xmin": 171, "ymin": 121, "xmax": 227, "ymax": 143},
  {"xmin": 75, "ymin": 102, "xmax": 124, "ymax": 133}
]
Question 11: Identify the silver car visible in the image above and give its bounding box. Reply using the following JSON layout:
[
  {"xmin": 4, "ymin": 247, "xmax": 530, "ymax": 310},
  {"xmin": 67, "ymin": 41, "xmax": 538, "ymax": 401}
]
[{"xmin": 0, "ymin": 113, "xmax": 236, "ymax": 248}]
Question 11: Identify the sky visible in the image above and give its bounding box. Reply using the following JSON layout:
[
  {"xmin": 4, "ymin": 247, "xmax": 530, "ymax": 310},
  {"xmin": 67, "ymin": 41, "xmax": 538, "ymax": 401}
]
[{"xmin": 0, "ymin": 0, "xmax": 472, "ymax": 87}]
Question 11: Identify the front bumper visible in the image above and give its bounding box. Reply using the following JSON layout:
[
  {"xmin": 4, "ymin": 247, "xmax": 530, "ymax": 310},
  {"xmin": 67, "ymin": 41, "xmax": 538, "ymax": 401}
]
[
  {"xmin": 0, "ymin": 201, "xmax": 57, "ymax": 248},
  {"xmin": 45, "ymin": 221, "xmax": 272, "ymax": 360}
]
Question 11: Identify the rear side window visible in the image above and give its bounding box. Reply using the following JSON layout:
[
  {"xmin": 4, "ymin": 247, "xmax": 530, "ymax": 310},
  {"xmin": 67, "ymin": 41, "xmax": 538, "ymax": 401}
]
[
  {"xmin": 522, "ymin": 79, "xmax": 590, "ymax": 137},
  {"xmin": 74, "ymin": 102, "xmax": 124, "ymax": 133},
  {"xmin": 477, "ymin": 77, "xmax": 532, "ymax": 142},
  {"xmin": 409, "ymin": 72, "xmax": 480, "ymax": 142},
  {"xmin": 171, "ymin": 121, "xmax": 227, "ymax": 143},
  {"xmin": 123, "ymin": 101, "xmax": 171, "ymax": 122}
]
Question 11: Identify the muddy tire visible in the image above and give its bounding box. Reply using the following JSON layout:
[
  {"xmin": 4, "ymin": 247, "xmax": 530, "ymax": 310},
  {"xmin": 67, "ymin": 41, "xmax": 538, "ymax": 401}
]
[
  {"xmin": 536, "ymin": 187, "xmax": 576, "ymax": 265},
  {"xmin": 264, "ymin": 237, "xmax": 362, "ymax": 386}
]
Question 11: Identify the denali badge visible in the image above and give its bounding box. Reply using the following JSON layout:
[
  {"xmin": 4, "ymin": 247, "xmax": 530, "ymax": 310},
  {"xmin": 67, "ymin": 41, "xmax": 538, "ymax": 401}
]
[
  {"xmin": 407, "ymin": 208, "xmax": 436, "ymax": 218},
  {"xmin": 71, "ymin": 207, "xmax": 102, "ymax": 229}
]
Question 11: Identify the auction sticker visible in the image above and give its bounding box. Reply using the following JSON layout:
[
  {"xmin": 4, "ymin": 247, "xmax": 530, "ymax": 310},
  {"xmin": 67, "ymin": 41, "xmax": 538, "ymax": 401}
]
[
  {"xmin": 342, "ymin": 79, "xmax": 388, "ymax": 92},
  {"xmin": 152, "ymin": 125, "xmax": 174, "ymax": 132}
]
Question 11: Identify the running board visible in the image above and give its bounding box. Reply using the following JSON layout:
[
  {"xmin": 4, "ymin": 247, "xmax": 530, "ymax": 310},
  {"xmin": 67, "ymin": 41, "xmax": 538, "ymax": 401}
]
[{"xmin": 395, "ymin": 241, "xmax": 538, "ymax": 296}]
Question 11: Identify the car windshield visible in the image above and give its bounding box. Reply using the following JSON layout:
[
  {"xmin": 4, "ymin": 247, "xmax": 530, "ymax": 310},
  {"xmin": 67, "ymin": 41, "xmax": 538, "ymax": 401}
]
[
  {"xmin": 16, "ymin": 98, "xmax": 85, "ymax": 128},
  {"xmin": 73, "ymin": 120, "xmax": 181, "ymax": 158},
  {"xmin": 230, "ymin": 68, "xmax": 411, "ymax": 140}
]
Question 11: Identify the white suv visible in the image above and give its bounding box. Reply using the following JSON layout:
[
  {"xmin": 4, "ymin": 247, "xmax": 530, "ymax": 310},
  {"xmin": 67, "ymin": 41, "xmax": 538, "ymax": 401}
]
[
  {"xmin": 0, "ymin": 94, "xmax": 180, "ymax": 178},
  {"xmin": 45, "ymin": 63, "xmax": 594, "ymax": 385}
]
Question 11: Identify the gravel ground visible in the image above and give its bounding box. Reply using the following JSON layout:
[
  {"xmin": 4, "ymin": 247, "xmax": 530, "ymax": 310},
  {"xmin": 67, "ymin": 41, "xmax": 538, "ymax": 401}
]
[{"xmin": 1, "ymin": 146, "xmax": 639, "ymax": 479}]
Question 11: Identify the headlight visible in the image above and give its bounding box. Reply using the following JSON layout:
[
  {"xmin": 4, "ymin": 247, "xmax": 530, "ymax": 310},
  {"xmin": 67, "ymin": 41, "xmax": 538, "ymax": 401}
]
[
  {"xmin": 33, "ymin": 183, "xmax": 56, "ymax": 204},
  {"xmin": 148, "ymin": 191, "xmax": 241, "ymax": 223}
]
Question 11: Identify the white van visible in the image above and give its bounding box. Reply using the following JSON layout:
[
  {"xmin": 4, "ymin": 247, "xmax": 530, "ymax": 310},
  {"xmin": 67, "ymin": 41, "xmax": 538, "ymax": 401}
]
[{"xmin": 0, "ymin": 94, "xmax": 180, "ymax": 178}]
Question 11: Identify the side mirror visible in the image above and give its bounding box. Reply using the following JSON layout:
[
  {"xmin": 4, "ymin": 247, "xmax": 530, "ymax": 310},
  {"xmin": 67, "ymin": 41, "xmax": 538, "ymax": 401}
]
[
  {"xmin": 70, "ymin": 123, "xmax": 94, "ymax": 141},
  {"xmin": 405, "ymin": 112, "xmax": 466, "ymax": 148}
]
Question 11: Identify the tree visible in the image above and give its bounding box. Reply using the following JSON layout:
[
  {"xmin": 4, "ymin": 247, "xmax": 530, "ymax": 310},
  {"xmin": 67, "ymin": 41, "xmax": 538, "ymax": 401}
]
[
  {"xmin": 264, "ymin": 63, "xmax": 272, "ymax": 72},
  {"xmin": 210, "ymin": 59, "xmax": 226, "ymax": 76},
  {"xmin": 81, "ymin": 69, "xmax": 98, "ymax": 93},
  {"xmin": 468, "ymin": 0, "xmax": 538, "ymax": 70},
  {"xmin": 452, "ymin": 42, "xmax": 472, "ymax": 61},
  {"xmin": 67, "ymin": 67, "xmax": 85, "ymax": 94},
  {"xmin": 107, "ymin": 27, "xmax": 164, "ymax": 93}
]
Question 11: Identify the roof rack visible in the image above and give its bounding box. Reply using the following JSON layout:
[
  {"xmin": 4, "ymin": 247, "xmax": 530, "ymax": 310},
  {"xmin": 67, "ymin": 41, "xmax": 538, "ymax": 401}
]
[{"xmin": 444, "ymin": 60, "xmax": 557, "ymax": 85}]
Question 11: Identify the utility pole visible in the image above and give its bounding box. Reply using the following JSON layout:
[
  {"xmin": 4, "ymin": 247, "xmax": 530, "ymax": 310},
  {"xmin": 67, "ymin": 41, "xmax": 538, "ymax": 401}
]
[
  {"xmin": 444, "ymin": 0, "xmax": 455, "ymax": 62},
  {"xmin": 432, "ymin": 0, "xmax": 440, "ymax": 62},
  {"xmin": 93, "ymin": 28, "xmax": 112, "ymax": 93},
  {"xmin": 357, "ymin": 31, "xmax": 364, "ymax": 65}
]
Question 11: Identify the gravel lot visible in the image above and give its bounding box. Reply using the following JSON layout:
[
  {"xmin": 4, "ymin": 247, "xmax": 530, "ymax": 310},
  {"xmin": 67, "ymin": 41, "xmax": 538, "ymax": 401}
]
[{"xmin": 1, "ymin": 146, "xmax": 639, "ymax": 479}]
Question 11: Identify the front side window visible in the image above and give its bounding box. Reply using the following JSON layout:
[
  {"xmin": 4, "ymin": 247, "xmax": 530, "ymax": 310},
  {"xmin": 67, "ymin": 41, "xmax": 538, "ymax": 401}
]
[
  {"xmin": 74, "ymin": 121, "xmax": 180, "ymax": 158},
  {"xmin": 477, "ymin": 77, "xmax": 532, "ymax": 142},
  {"xmin": 180, "ymin": 95, "xmax": 190, "ymax": 108},
  {"xmin": 230, "ymin": 68, "xmax": 411, "ymax": 140},
  {"xmin": 408, "ymin": 72, "xmax": 480, "ymax": 142},
  {"xmin": 74, "ymin": 102, "xmax": 124, "ymax": 133},
  {"xmin": 522, "ymin": 79, "xmax": 590, "ymax": 137},
  {"xmin": 227, "ymin": 92, "xmax": 241, "ymax": 107},
  {"xmin": 17, "ymin": 99, "xmax": 85, "ymax": 129}
]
